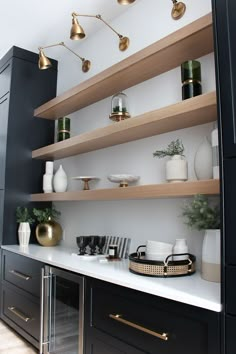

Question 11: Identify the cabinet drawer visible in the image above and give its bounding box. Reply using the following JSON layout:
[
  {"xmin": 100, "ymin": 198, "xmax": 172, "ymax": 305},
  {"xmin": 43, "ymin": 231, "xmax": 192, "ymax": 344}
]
[
  {"xmin": 89, "ymin": 280, "xmax": 216, "ymax": 354},
  {"xmin": 0, "ymin": 62, "xmax": 11, "ymax": 99},
  {"xmin": 2, "ymin": 250, "xmax": 43, "ymax": 298},
  {"xmin": 2, "ymin": 285, "xmax": 40, "ymax": 341}
]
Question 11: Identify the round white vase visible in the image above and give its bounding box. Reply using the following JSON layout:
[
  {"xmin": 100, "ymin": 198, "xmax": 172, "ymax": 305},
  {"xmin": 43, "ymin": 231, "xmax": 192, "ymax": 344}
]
[
  {"xmin": 53, "ymin": 165, "xmax": 68, "ymax": 192},
  {"xmin": 202, "ymin": 229, "xmax": 221, "ymax": 283},
  {"xmin": 194, "ymin": 136, "xmax": 213, "ymax": 180},
  {"xmin": 166, "ymin": 155, "xmax": 188, "ymax": 183},
  {"xmin": 18, "ymin": 222, "xmax": 31, "ymax": 247},
  {"xmin": 172, "ymin": 238, "xmax": 189, "ymax": 261}
]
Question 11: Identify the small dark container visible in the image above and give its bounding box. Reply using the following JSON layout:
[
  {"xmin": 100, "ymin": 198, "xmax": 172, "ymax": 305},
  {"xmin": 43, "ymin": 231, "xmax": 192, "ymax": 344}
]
[
  {"xmin": 181, "ymin": 60, "xmax": 202, "ymax": 100},
  {"xmin": 58, "ymin": 117, "xmax": 70, "ymax": 142}
]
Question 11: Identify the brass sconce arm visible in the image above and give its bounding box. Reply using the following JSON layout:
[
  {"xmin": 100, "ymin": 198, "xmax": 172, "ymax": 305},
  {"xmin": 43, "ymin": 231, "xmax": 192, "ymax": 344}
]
[
  {"xmin": 171, "ymin": 0, "xmax": 186, "ymax": 20},
  {"xmin": 38, "ymin": 41, "xmax": 91, "ymax": 72},
  {"xmin": 71, "ymin": 12, "xmax": 129, "ymax": 51}
]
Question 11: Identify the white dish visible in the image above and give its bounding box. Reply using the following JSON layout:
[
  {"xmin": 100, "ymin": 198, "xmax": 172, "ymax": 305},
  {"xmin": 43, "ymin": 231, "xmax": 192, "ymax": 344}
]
[
  {"xmin": 107, "ymin": 174, "xmax": 140, "ymax": 187},
  {"xmin": 72, "ymin": 176, "xmax": 100, "ymax": 190}
]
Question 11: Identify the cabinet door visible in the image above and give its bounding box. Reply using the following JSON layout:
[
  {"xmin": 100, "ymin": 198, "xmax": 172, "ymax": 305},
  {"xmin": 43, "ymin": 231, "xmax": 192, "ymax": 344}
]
[
  {"xmin": 0, "ymin": 62, "xmax": 11, "ymax": 99},
  {"xmin": 0, "ymin": 190, "xmax": 4, "ymax": 244},
  {"xmin": 222, "ymin": 158, "xmax": 236, "ymax": 264},
  {"xmin": 213, "ymin": 0, "xmax": 236, "ymax": 157},
  {"xmin": 0, "ymin": 94, "xmax": 9, "ymax": 189}
]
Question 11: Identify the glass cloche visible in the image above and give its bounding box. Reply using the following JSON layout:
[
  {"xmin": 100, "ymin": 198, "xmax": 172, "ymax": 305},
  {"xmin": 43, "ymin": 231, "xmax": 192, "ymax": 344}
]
[{"xmin": 109, "ymin": 92, "xmax": 131, "ymax": 122}]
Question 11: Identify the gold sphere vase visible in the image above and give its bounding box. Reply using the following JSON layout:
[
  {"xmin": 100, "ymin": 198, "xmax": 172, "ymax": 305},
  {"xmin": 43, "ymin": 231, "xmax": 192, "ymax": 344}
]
[{"xmin": 36, "ymin": 218, "xmax": 62, "ymax": 246}]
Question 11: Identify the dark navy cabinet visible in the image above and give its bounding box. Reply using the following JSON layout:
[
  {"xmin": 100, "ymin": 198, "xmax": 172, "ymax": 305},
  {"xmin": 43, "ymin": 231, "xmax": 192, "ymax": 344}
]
[
  {"xmin": 85, "ymin": 278, "xmax": 220, "ymax": 354},
  {"xmin": 0, "ymin": 46, "xmax": 57, "ymax": 245}
]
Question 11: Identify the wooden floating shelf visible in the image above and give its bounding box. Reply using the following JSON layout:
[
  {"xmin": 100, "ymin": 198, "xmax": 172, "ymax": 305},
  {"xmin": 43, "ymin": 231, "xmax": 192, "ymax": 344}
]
[
  {"xmin": 32, "ymin": 92, "xmax": 217, "ymax": 160},
  {"xmin": 31, "ymin": 179, "xmax": 219, "ymax": 202},
  {"xmin": 34, "ymin": 13, "xmax": 213, "ymax": 120}
]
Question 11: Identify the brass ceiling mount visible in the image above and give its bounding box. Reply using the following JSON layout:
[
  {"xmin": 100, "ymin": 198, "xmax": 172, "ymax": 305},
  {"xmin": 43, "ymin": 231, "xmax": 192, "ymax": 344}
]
[
  {"xmin": 171, "ymin": 0, "xmax": 186, "ymax": 20},
  {"xmin": 117, "ymin": 0, "xmax": 136, "ymax": 4}
]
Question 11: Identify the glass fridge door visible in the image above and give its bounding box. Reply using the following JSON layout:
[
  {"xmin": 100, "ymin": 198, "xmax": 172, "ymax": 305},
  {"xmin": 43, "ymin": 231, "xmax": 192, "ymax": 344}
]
[{"xmin": 45, "ymin": 266, "xmax": 84, "ymax": 354}]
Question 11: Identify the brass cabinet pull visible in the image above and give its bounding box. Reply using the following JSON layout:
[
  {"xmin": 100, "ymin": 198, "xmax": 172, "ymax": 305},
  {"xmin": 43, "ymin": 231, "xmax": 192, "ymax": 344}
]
[
  {"xmin": 109, "ymin": 314, "xmax": 168, "ymax": 341},
  {"xmin": 9, "ymin": 269, "xmax": 31, "ymax": 280},
  {"xmin": 8, "ymin": 306, "xmax": 31, "ymax": 323}
]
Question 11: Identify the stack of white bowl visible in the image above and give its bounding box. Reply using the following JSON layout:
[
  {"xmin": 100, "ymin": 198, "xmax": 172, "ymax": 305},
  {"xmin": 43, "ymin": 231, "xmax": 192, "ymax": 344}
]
[{"xmin": 145, "ymin": 240, "xmax": 173, "ymax": 262}]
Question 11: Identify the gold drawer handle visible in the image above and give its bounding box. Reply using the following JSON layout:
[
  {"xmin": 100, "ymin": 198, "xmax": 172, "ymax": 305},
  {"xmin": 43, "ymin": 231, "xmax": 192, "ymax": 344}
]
[
  {"xmin": 9, "ymin": 269, "xmax": 31, "ymax": 281},
  {"xmin": 8, "ymin": 306, "xmax": 31, "ymax": 323},
  {"xmin": 109, "ymin": 314, "xmax": 168, "ymax": 341}
]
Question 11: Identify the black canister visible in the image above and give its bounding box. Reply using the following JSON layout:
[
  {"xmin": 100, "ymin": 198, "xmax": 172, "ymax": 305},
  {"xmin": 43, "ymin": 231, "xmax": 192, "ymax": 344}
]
[
  {"xmin": 181, "ymin": 60, "xmax": 202, "ymax": 100},
  {"xmin": 57, "ymin": 117, "xmax": 70, "ymax": 142}
]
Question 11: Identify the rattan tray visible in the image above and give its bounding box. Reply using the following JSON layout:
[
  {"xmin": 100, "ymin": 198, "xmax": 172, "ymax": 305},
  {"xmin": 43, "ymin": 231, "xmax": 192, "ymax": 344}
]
[{"xmin": 129, "ymin": 246, "xmax": 196, "ymax": 278}]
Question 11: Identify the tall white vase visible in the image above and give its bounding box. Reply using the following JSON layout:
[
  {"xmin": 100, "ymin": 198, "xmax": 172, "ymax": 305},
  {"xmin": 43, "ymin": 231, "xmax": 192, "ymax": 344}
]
[
  {"xmin": 202, "ymin": 229, "xmax": 221, "ymax": 283},
  {"xmin": 53, "ymin": 165, "xmax": 68, "ymax": 192},
  {"xmin": 166, "ymin": 155, "xmax": 188, "ymax": 183},
  {"xmin": 18, "ymin": 222, "xmax": 31, "ymax": 247},
  {"xmin": 194, "ymin": 136, "xmax": 213, "ymax": 180}
]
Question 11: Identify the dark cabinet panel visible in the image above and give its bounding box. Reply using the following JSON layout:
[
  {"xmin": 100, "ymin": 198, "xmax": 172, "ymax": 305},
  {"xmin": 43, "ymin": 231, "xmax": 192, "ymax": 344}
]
[
  {"xmin": 0, "ymin": 62, "xmax": 11, "ymax": 99},
  {"xmin": 0, "ymin": 94, "xmax": 9, "ymax": 189},
  {"xmin": 2, "ymin": 285, "xmax": 40, "ymax": 341},
  {"xmin": 2, "ymin": 250, "xmax": 43, "ymax": 298},
  {"xmin": 213, "ymin": 0, "xmax": 236, "ymax": 157},
  {"xmin": 225, "ymin": 266, "xmax": 236, "ymax": 315},
  {"xmin": 221, "ymin": 158, "xmax": 236, "ymax": 264},
  {"xmin": 225, "ymin": 315, "xmax": 236, "ymax": 354},
  {"xmin": 86, "ymin": 278, "xmax": 220, "ymax": 354},
  {"xmin": 0, "ymin": 190, "xmax": 4, "ymax": 242}
]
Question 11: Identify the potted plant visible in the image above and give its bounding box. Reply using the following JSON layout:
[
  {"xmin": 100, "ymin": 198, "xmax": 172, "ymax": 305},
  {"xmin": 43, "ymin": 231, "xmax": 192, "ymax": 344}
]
[
  {"xmin": 33, "ymin": 206, "xmax": 62, "ymax": 247},
  {"xmin": 153, "ymin": 139, "xmax": 188, "ymax": 182},
  {"xmin": 16, "ymin": 206, "xmax": 35, "ymax": 247},
  {"xmin": 182, "ymin": 194, "xmax": 220, "ymax": 282}
]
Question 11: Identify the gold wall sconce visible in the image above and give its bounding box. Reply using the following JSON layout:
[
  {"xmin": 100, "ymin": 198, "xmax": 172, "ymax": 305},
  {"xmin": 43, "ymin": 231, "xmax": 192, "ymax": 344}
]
[
  {"xmin": 38, "ymin": 41, "xmax": 91, "ymax": 72},
  {"xmin": 171, "ymin": 0, "xmax": 186, "ymax": 20},
  {"xmin": 117, "ymin": 0, "xmax": 136, "ymax": 4},
  {"xmin": 70, "ymin": 12, "xmax": 130, "ymax": 51}
]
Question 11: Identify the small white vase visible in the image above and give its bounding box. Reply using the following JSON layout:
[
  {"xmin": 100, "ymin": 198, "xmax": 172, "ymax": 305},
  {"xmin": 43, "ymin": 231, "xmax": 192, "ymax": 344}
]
[
  {"xmin": 166, "ymin": 155, "xmax": 188, "ymax": 183},
  {"xmin": 53, "ymin": 165, "xmax": 68, "ymax": 192},
  {"xmin": 202, "ymin": 229, "xmax": 221, "ymax": 283},
  {"xmin": 172, "ymin": 238, "xmax": 189, "ymax": 261},
  {"xmin": 18, "ymin": 222, "xmax": 31, "ymax": 247},
  {"xmin": 43, "ymin": 161, "xmax": 53, "ymax": 193},
  {"xmin": 194, "ymin": 136, "xmax": 213, "ymax": 180}
]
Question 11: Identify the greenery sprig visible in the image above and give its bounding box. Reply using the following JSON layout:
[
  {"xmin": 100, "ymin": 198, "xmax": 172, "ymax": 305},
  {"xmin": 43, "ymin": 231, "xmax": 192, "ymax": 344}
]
[
  {"xmin": 33, "ymin": 206, "xmax": 60, "ymax": 224},
  {"xmin": 153, "ymin": 139, "xmax": 185, "ymax": 158},
  {"xmin": 16, "ymin": 207, "xmax": 35, "ymax": 224},
  {"xmin": 182, "ymin": 194, "xmax": 220, "ymax": 231}
]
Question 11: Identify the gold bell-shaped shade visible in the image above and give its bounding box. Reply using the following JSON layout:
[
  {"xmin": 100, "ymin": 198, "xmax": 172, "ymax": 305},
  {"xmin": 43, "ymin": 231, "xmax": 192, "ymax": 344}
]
[
  {"xmin": 70, "ymin": 18, "xmax": 86, "ymax": 40},
  {"xmin": 117, "ymin": 0, "xmax": 136, "ymax": 4},
  {"xmin": 38, "ymin": 50, "xmax": 52, "ymax": 70}
]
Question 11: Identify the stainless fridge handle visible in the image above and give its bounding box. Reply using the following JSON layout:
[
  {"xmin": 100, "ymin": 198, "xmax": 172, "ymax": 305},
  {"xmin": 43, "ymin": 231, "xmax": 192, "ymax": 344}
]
[{"xmin": 40, "ymin": 268, "xmax": 50, "ymax": 354}]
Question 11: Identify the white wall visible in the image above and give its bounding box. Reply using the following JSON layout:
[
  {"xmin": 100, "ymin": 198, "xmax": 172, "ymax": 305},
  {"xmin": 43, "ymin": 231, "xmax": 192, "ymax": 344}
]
[{"xmin": 52, "ymin": 0, "xmax": 217, "ymax": 265}]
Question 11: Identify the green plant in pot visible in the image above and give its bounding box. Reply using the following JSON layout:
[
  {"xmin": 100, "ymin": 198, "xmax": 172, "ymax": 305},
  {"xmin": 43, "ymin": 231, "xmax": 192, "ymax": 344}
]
[
  {"xmin": 16, "ymin": 207, "xmax": 35, "ymax": 247},
  {"xmin": 153, "ymin": 139, "xmax": 188, "ymax": 183},
  {"xmin": 182, "ymin": 194, "xmax": 220, "ymax": 282},
  {"xmin": 33, "ymin": 206, "xmax": 62, "ymax": 247}
]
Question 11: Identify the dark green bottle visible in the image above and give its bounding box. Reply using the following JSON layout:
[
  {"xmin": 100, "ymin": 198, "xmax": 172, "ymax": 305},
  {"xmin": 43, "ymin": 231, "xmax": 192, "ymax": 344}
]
[
  {"xmin": 181, "ymin": 60, "xmax": 202, "ymax": 100},
  {"xmin": 57, "ymin": 117, "xmax": 70, "ymax": 142}
]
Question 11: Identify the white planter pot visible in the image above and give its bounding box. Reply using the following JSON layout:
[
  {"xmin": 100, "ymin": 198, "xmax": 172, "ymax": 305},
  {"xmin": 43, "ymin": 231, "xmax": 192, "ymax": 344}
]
[
  {"xmin": 18, "ymin": 222, "xmax": 31, "ymax": 247},
  {"xmin": 53, "ymin": 165, "xmax": 68, "ymax": 192},
  {"xmin": 166, "ymin": 155, "xmax": 188, "ymax": 183},
  {"xmin": 202, "ymin": 229, "xmax": 221, "ymax": 283},
  {"xmin": 194, "ymin": 136, "xmax": 213, "ymax": 180}
]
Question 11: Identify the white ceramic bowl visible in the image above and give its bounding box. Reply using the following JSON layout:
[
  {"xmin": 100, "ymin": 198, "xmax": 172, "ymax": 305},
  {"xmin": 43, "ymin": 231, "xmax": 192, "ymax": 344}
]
[
  {"xmin": 146, "ymin": 240, "xmax": 173, "ymax": 253},
  {"xmin": 145, "ymin": 252, "xmax": 172, "ymax": 262}
]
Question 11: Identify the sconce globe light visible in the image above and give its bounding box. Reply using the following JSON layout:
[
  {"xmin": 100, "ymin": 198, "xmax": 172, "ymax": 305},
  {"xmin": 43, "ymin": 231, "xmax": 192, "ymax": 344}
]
[
  {"xmin": 117, "ymin": 0, "xmax": 136, "ymax": 4},
  {"xmin": 171, "ymin": 0, "xmax": 186, "ymax": 20},
  {"xmin": 38, "ymin": 49, "xmax": 52, "ymax": 70},
  {"xmin": 70, "ymin": 12, "xmax": 130, "ymax": 51},
  {"xmin": 38, "ymin": 42, "xmax": 91, "ymax": 73}
]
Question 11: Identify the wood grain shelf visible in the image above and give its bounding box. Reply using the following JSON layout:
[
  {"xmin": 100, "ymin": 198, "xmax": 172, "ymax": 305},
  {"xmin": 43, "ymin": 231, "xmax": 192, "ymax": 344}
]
[
  {"xmin": 32, "ymin": 91, "xmax": 217, "ymax": 160},
  {"xmin": 34, "ymin": 13, "xmax": 213, "ymax": 120},
  {"xmin": 31, "ymin": 179, "xmax": 219, "ymax": 202}
]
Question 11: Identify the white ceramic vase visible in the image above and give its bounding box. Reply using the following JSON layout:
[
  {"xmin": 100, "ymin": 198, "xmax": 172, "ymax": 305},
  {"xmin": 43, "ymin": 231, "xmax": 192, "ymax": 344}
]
[
  {"xmin": 194, "ymin": 136, "xmax": 213, "ymax": 180},
  {"xmin": 43, "ymin": 161, "xmax": 53, "ymax": 193},
  {"xmin": 18, "ymin": 222, "xmax": 31, "ymax": 247},
  {"xmin": 53, "ymin": 165, "xmax": 68, "ymax": 192},
  {"xmin": 202, "ymin": 229, "xmax": 221, "ymax": 283},
  {"xmin": 166, "ymin": 155, "xmax": 188, "ymax": 183},
  {"xmin": 172, "ymin": 238, "xmax": 189, "ymax": 261}
]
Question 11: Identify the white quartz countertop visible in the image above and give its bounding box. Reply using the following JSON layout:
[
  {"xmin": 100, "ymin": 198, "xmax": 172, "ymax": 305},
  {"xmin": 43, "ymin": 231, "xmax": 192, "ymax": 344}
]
[{"xmin": 2, "ymin": 245, "xmax": 221, "ymax": 312}]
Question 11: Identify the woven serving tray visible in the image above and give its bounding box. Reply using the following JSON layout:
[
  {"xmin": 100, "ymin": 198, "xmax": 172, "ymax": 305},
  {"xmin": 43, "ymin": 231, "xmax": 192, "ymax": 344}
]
[{"xmin": 129, "ymin": 246, "xmax": 196, "ymax": 278}]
